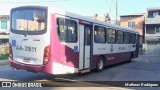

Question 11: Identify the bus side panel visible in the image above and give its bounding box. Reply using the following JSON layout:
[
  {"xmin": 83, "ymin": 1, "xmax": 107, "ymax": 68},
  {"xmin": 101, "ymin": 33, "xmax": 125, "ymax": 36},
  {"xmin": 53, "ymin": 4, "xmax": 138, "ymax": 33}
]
[
  {"xmin": 59, "ymin": 45, "xmax": 79, "ymax": 68},
  {"xmin": 91, "ymin": 52, "xmax": 131, "ymax": 69},
  {"xmin": 104, "ymin": 52, "xmax": 131, "ymax": 66},
  {"xmin": 42, "ymin": 14, "xmax": 54, "ymax": 74},
  {"xmin": 50, "ymin": 14, "xmax": 60, "ymax": 66},
  {"xmin": 50, "ymin": 14, "xmax": 79, "ymax": 74},
  {"xmin": 50, "ymin": 14, "xmax": 60, "ymax": 74}
]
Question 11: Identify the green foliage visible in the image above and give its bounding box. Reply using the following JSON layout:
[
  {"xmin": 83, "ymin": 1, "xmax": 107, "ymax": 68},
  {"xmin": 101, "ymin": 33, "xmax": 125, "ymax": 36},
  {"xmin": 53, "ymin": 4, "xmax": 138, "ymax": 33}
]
[{"xmin": 0, "ymin": 54, "xmax": 9, "ymax": 60}]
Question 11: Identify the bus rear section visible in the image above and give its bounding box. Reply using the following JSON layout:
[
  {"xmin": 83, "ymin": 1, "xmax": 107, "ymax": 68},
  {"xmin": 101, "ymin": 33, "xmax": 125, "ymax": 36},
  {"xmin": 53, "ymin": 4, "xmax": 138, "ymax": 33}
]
[{"xmin": 9, "ymin": 6, "xmax": 52, "ymax": 74}]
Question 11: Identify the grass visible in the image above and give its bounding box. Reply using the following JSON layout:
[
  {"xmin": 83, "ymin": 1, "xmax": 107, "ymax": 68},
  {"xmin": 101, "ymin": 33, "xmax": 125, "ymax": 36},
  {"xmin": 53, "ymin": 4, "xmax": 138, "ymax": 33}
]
[{"xmin": 0, "ymin": 54, "xmax": 9, "ymax": 60}]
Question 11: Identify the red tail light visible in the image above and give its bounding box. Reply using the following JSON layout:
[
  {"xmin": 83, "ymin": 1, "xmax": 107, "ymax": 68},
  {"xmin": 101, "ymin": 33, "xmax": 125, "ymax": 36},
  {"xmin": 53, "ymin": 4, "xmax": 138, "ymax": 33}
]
[
  {"xmin": 9, "ymin": 43, "xmax": 13, "ymax": 60},
  {"xmin": 43, "ymin": 45, "xmax": 50, "ymax": 65}
]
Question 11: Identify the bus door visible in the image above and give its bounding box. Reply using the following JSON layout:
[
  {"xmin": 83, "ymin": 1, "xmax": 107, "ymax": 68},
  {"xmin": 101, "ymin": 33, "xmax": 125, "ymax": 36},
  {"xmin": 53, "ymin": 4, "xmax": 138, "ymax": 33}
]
[{"xmin": 79, "ymin": 24, "xmax": 92, "ymax": 70}]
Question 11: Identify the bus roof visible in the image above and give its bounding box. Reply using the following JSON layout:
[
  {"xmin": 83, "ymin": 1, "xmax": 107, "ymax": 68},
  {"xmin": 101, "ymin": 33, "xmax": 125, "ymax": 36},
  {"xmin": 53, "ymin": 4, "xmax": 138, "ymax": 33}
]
[{"xmin": 49, "ymin": 7, "xmax": 139, "ymax": 34}]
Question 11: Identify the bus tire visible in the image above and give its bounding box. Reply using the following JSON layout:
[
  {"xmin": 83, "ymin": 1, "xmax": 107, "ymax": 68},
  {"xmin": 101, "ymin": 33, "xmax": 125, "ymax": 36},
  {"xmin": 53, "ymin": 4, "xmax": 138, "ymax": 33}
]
[
  {"xmin": 128, "ymin": 54, "xmax": 132, "ymax": 63},
  {"xmin": 96, "ymin": 57, "xmax": 104, "ymax": 72},
  {"xmin": 131, "ymin": 52, "xmax": 136, "ymax": 59}
]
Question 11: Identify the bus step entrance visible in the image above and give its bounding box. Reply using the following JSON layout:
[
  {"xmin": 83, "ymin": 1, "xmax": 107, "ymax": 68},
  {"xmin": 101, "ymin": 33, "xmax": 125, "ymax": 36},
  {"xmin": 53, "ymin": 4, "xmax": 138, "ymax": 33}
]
[{"xmin": 79, "ymin": 69, "xmax": 91, "ymax": 74}]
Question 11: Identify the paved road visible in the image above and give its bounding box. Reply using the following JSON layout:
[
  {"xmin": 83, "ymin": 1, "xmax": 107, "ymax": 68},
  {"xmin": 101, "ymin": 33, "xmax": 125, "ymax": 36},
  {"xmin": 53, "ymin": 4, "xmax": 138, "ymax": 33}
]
[{"xmin": 0, "ymin": 55, "xmax": 160, "ymax": 90}]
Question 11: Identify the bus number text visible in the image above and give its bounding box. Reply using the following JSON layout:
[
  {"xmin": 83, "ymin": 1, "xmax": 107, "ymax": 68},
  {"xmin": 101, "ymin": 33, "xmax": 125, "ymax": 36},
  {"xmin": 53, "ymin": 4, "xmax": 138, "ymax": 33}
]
[{"xmin": 16, "ymin": 45, "xmax": 36, "ymax": 52}]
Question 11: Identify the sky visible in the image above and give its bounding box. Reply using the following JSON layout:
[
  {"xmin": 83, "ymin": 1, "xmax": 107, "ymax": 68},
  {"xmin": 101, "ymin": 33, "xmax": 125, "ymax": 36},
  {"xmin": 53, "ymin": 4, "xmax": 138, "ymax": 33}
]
[{"xmin": 0, "ymin": 0, "xmax": 160, "ymax": 20}]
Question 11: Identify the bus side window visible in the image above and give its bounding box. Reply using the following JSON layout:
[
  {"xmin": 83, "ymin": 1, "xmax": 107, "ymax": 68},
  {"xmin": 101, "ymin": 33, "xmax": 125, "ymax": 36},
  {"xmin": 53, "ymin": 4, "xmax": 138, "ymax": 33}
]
[
  {"xmin": 57, "ymin": 18, "xmax": 77, "ymax": 43},
  {"xmin": 67, "ymin": 29, "xmax": 72, "ymax": 42},
  {"xmin": 124, "ymin": 32, "xmax": 130, "ymax": 44},
  {"xmin": 107, "ymin": 28, "xmax": 116, "ymax": 44},
  {"xmin": 130, "ymin": 33, "xmax": 136, "ymax": 44},
  {"xmin": 94, "ymin": 26, "xmax": 106, "ymax": 43},
  {"xmin": 57, "ymin": 18, "xmax": 66, "ymax": 41},
  {"xmin": 67, "ymin": 21, "xmax": 77, "ymax": 42},
  {"xmin": 117, "ymin": 30, "xmax": 124, "ymax": 44}
]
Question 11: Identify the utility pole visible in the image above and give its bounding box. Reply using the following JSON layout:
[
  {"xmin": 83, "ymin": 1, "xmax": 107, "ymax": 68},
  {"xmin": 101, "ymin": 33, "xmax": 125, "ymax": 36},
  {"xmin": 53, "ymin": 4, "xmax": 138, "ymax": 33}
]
[{"xmin": 116, "ymin": 0, "xmax": 118, "ymax": 25}]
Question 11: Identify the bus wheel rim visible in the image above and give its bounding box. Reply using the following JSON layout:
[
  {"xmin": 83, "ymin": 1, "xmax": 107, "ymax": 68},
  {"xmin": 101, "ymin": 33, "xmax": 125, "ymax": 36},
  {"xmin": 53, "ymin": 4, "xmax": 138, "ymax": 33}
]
[{"xmin": 98, "ymin": 59, "xmax": 103, "ymax": 69}]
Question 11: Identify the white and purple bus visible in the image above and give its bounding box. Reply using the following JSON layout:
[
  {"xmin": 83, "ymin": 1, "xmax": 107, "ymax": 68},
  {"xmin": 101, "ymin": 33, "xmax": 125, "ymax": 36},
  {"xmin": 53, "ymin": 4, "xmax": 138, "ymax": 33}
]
[{"xmin": 9, "ymin": 6, "xmax": 139, "ymax": 75}]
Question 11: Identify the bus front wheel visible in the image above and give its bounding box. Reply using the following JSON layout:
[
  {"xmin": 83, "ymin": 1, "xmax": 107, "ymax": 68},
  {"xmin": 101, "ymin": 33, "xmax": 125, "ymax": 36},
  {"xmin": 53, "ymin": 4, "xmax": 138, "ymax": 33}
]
[
  {"xmin": 96, "ymin": 57, "xmax": 104, "ymax": 72},
  {"xmin": 127, "ymin": 53, "xmax": 132, "ymax": 63}
]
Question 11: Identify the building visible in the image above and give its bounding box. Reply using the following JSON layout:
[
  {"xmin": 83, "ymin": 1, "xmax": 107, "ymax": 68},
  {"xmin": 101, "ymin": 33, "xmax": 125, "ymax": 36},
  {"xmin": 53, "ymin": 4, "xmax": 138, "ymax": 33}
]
[
  {"xmin": 0, "ymin": 15, "xmax": 10, "ymax": 34},
  {"xmin": 0, "ymin": 15, "xmax": 10, "ymax": 40},
  {"xmin": 0, "ymin": 15, "xmax": 10, "ymax": 56},
  {"xmin": 145, "ymin": 7, "xmax": 160, "ymax": 56},
  {"xmin": 120, "ymin": 13, "xmax": 146, "ymax": 36},
  {"xmin": 120, "ymin": 13, "xmax": 146, "ymax": 54}
]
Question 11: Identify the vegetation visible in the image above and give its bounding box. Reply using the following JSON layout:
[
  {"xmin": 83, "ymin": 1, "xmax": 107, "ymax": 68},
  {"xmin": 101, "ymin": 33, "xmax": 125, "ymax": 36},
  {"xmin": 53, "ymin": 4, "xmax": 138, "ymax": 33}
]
[
  {"xmin": 0, "ymin": 41, "xmax": 9, "ymax": 60},
  {"xmin": 0, "ymin": 54, "xmax": 9, "ymax": 60}
]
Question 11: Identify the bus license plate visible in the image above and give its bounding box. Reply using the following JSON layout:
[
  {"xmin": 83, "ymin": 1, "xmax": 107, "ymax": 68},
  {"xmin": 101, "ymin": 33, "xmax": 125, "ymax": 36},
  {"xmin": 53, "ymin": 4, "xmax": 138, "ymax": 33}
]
[
  {"xmin": 16, "ymin": 45, "xmax": 36, "ymax": 52},
  {"xmin": 23, "ymin": 58, "xmax": 30, "ymax": 63}
]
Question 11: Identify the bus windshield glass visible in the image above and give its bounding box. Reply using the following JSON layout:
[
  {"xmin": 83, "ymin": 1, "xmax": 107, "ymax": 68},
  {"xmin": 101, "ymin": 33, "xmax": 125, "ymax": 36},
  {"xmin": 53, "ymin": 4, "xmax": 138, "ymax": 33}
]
[{"xmin": 11, "ymin": 9, "xmax": 46, "ymax": 31}]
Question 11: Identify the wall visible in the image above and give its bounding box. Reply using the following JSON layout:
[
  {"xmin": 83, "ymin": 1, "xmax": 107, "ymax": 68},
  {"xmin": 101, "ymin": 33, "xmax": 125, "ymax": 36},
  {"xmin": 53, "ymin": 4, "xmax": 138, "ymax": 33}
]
[{"xmin": 120, "ymin": 16, "xmax": 145, "ymax": 36}]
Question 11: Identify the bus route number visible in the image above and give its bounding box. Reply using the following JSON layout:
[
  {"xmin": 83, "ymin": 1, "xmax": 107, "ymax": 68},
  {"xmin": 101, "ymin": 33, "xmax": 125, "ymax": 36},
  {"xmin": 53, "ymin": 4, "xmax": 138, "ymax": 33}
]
[{"xmin": 16, "ymin": 45, "xmax": 36, "ymax": 52}]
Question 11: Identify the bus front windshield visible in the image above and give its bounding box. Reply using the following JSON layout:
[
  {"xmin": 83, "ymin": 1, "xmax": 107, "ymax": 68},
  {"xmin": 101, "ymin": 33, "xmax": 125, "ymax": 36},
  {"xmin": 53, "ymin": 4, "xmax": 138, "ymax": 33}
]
[{"xmin": 11, "ymin": 9, "xmax": 46, "ymax": 31}]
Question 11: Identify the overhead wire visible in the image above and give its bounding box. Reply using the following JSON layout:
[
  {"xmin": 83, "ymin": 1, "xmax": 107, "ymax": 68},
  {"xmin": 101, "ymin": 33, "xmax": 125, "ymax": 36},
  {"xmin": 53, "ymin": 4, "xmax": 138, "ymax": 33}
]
[
  {"xmin": 0, "ymin": 0, "xmax": 68, "ymax": 3},
  {"xmin": 105, "ymin": 0, "xmax": 116, "ymax": 20}
]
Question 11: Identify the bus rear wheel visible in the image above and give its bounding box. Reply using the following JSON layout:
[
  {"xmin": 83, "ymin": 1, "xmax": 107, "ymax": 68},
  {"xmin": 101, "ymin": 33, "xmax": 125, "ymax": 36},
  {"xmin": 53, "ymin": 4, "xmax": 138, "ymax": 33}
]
[
  {"xmin": 127, "ymin": 53, "xmax": 132, "ymax": 63},
  {"xmin": 96, "ymin": 57, "xmax": 104, "ymax": 72}
]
